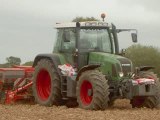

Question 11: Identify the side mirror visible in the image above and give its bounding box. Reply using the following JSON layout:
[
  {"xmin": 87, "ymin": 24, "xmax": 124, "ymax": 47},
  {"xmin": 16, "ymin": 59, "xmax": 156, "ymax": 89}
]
[
  {"xmin": 63, "ymin": 31, "xmax": 70, "ymax": 42},
  {"xmin": 131, "ymin": 33, "xmax": 137, "ymax": 43}
]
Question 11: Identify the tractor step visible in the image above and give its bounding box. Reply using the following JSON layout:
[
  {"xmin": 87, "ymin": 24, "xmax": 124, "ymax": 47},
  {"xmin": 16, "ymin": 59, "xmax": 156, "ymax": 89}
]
[
  {"xmin": 61, "ymin": 75, "xmax": 67, "ymax": 98},
  {"xmin": 61, "ymin": 75, "xmax": 77, "ymax": 99}
]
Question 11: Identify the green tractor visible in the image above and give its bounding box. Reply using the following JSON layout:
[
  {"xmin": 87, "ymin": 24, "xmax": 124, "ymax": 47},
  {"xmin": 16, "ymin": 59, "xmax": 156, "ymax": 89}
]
[{"xmin": 32, "ymin": 20, "xmax": 160, "ymax": 110}]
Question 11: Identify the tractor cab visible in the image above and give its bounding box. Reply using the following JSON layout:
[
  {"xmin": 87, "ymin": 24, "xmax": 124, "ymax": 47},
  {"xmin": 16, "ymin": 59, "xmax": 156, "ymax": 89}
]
[{"xmin": 53, "ymin": 21, "xmax": 137, "ymax": 70}]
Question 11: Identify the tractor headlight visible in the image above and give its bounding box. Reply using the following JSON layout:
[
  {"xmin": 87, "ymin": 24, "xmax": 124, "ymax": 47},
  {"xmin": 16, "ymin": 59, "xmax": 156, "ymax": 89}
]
[{"xmin": 119, "ymin": 72, "xmax": 124, "ymax": 77}]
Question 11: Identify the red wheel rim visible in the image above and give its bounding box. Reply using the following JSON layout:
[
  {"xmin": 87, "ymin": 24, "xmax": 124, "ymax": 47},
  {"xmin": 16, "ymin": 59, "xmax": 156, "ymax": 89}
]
[
  {"xmin": 80, "ymin": 80, "xmax": 93, "ymax": 105},
  {"xmin": 36, "ymin": 69, "xmax": 51, "ymax": 101}
]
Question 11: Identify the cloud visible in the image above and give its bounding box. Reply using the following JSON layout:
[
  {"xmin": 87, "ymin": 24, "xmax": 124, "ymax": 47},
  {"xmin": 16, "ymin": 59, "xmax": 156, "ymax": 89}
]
[
  {"xmin": 0, "ymin": 0, "xmax": 160, "ymax": 63},
  {"xmin": 117, "ymin": 0, "xmax": 160, "ymax": 13}
]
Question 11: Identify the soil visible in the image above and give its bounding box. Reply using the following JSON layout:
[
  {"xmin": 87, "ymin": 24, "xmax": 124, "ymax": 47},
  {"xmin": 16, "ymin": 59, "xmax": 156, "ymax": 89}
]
[{"xmin": 0, "ymin": 99, "xmax": 160, "ymax": 120}]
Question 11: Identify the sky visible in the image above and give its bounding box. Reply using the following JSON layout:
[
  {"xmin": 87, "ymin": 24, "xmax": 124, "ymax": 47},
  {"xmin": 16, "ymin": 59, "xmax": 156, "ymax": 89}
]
[{"xmin": 0, "ymin": 0, "xmax": 160, "ymax": 64}]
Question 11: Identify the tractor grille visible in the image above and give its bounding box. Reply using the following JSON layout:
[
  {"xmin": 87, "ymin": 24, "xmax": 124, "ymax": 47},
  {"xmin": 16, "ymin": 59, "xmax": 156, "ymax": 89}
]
[{"xmin": 117, "ymin": 58, "xmax": 132, "ymax": 76}]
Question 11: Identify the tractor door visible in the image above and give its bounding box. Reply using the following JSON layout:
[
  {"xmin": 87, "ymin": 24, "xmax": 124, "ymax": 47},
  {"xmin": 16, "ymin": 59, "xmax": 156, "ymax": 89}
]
[{"xmin": 60, "ymin": 28, "xmax": 76, "ymax": 66}]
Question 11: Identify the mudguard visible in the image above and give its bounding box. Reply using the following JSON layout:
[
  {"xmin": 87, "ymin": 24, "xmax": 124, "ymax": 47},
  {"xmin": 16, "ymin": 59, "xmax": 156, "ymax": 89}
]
[
  {"xmin": 33, "ymin": 54, "xmax": 62, "ymax": 67},
  {"xmin": 76, "ymin": 64, "xmax": 100, "ymax": 81},
  {"xmin": 139, "ymin": 66, "xmax": 154, "ymax": 71},
  {"xmin": 33, "ymin": 54, "xmax": 63, "ymax": 78}
]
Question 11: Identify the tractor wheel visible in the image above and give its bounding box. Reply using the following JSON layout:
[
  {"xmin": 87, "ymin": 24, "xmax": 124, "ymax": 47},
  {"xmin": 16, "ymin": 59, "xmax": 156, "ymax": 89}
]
[
  {"xmin": 131, "ymin": 71, "xmax": 160, "ymax": 108},
  {"xmin": 32, "ymin": 59, "xmax": 62, "ymax": 106},
  {"xmin": 76, "ymin": 70, "xmax": 109, "ymax": 110}
]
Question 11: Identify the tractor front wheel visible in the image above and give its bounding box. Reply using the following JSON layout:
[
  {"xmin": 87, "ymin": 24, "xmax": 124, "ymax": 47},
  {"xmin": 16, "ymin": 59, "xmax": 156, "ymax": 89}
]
[
  {"xmin": 76, "ymin": 70, "xmax": 109, "ymax": 110},
  {"xmin": 131, "ymin": 71, "xmax": 160, "ymax": 108}
]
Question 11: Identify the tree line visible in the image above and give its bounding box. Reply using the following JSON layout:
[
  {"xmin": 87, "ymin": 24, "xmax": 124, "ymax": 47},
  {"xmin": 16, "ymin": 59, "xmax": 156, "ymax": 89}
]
[
  {"xmin": 0, "ymin": 44, "xmax": 160, "ymax": 76},
  {"xmin": 125, "ymin": 44, "xmax": 160, "ymax": 76},
  {"xmin": 0, "ymin": 56, "xmax": 33, "ymax": 67}
]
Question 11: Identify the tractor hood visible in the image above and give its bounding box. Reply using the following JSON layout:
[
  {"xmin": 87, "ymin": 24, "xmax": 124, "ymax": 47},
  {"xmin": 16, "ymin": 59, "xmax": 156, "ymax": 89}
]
[{"xmin": 88, "ymin": 52, "xmax": 133, "ymax": 78}]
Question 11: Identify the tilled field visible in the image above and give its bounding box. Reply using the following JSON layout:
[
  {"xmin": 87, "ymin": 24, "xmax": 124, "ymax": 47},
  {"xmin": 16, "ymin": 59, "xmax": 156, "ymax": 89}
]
[{"xmin": 0, "ymin": 99, "xmax": 160, "ymax": 120}]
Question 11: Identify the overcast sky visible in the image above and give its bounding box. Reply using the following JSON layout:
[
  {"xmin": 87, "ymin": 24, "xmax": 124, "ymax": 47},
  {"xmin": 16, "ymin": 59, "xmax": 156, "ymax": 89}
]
[{"xmin": 0, "ymin": 0, "xmax": 160, "ymax": 64}]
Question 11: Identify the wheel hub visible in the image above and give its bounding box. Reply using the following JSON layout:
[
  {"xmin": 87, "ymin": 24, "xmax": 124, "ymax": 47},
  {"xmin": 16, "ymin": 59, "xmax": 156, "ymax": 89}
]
[
  {"xmin": 36, "ymin": 69, "xmax": 51, "ymax": 101},
  {"xmin": 80, "ymin": 80, "xmax": 93, "ymax": 105}
]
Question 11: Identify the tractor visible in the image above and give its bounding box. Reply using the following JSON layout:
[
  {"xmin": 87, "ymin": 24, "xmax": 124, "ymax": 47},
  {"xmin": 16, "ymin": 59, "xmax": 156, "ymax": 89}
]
[{"xmin": 32, "ymin": 19, "xmax": 160, "ymax": 110}]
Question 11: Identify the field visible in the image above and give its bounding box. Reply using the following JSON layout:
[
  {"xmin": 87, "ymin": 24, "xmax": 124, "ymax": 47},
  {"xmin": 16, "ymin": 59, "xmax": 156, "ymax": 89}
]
[{"xmin": 0, "ymin": 99, "xmax": 160, "ymax": 120}]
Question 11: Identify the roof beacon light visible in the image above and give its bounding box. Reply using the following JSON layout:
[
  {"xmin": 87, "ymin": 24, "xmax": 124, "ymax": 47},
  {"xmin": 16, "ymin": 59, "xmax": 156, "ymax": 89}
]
[{"xmin": 101, "ymin": 13, "xmax": 106, "ymax": 21}]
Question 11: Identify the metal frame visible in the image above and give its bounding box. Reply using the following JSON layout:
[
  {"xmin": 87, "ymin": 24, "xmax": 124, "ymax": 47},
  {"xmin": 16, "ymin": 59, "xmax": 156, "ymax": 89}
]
[{"xmin": 0, "ymin": 66, "xmax": 34, "ymax": 104}]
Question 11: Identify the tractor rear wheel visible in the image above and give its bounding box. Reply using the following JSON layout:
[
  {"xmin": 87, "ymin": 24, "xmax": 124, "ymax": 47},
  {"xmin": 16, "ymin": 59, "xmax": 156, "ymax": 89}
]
[
  {"xmin": 76, "ymin": 70, "xmax": 109, "ymax": 110},
  {"xmin": 32, "ymin": 59, "xmax": 62, "ymax": 106},
  {"xmin": 131, "ymin": 71, "xmax": 160, "ymax": 108}
]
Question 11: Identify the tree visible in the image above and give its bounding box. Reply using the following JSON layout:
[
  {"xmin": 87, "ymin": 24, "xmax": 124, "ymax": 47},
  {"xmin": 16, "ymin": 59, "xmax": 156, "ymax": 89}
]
[
  {"xmin": 6, "ymin": 56, "xmax": 21, "ymax": 67},
  {"xmin": 125, "ymin": 44, "xmax": 160, "ymax": 76},
  {"xmin": 72, "ymin": 17, "xmax": 99, "ymax": 22}
]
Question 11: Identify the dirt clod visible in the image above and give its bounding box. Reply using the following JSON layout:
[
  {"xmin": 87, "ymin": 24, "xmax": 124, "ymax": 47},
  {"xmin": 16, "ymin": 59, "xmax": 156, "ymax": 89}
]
[{"xmin": 0, "ymin": 99, "xmax": 160, "ymax": 120}]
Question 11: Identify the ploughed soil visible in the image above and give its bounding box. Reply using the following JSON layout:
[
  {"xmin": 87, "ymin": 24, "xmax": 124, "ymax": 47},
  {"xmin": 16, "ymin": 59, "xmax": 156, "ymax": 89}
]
[{"xmin": 0, "ymin": 99, "xmax": 160, "ymax": 120}]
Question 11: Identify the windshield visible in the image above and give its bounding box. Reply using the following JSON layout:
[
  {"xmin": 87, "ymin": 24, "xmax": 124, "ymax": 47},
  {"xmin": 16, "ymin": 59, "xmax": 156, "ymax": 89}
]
[{"xmin": 79, "ymin": 29, "xmax": 112, "ymax": 53}]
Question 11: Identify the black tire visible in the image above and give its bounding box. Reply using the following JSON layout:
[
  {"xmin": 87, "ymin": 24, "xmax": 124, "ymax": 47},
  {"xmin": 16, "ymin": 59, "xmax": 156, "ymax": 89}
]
[
  {"xmin": 131, "ymin": 71, "xmax": 160, "ymax": 108},
  {"xmin": 32, "ymin": 59, "xmax": 62, "ymax": 106},
  {"xmin": 76, "ymin": 70, "xmax": 109, "ymax": 110}
]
